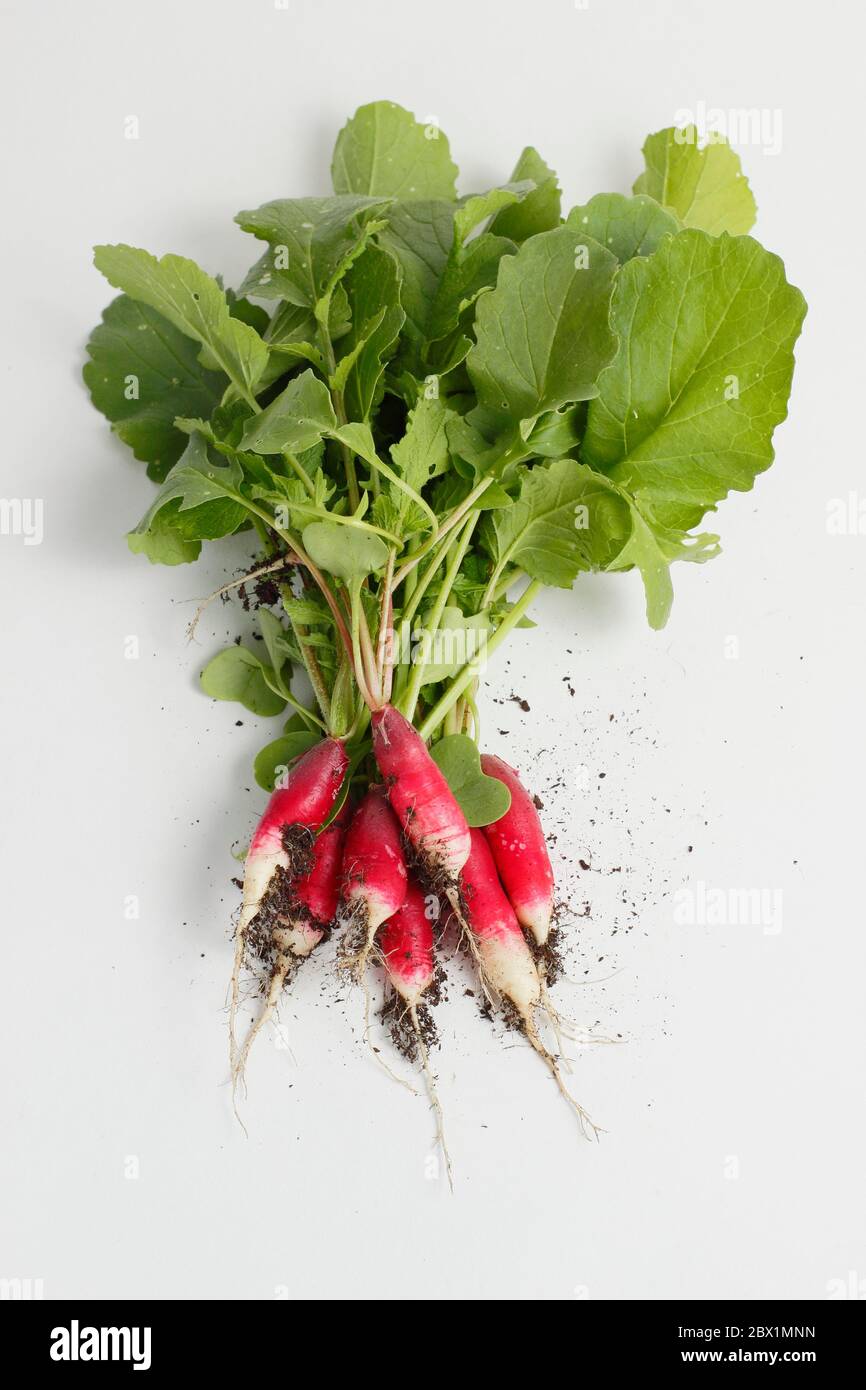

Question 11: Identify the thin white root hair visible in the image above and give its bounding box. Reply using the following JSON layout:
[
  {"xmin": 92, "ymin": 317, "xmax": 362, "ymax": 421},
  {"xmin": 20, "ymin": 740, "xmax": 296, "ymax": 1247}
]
[
  {"xmin": 361, "ymin": 956, "xmax": 418, "ymax": 1096},
  {"xmin": 186, "ymin": 557, "xmax": 293, "ymax": 644},
  {"xmin": 523, "ymin": 1021, "xmax": 602, "ymax": 1141},
  {"xmin": 444, "ymin": 886, "xmax": 497, "ymax": 1009},
  {"xmin": 227, "ymin": 922, "xmax": 247, "ymax": 1081},
  {"xmin": 537, "ymin": 970, "xmax": 570, "ymax": 1071},
  {"xmin": 409, "ymin": 1003, "xmax": 454, "ymax": 1192},
  {"xmin": 231, "ymin": 952, "xmax": 292, "ymax": 1123}
]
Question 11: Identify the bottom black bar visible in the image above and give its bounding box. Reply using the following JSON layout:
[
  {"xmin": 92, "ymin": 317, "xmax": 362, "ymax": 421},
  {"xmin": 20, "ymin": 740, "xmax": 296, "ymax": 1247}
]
[{"xmin": 1, "ymin": 1298, "xmax": 861, "ymax": 1372}]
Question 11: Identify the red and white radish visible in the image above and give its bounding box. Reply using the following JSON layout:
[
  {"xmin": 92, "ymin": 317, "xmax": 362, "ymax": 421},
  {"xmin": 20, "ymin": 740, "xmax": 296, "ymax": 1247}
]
[
  {"xmin": 480, "ymin": 754, "xmax": 555, "ymax": 947},
  {"xmin": 378, "ymin": 880, "xmax": 451, "ymax": 1183},
  {"xmin": 339, "ymin": 785, "xmax": 408, "ymax": 976},
  {"xmin": 372, "ymin": 705, "xmax": 470, "ymax": 883},
  {"xmin": 460, "ymin": 828, "xmax": 542, "ymax": 1020},
  {"xmin": 230, "ymin": 738, "xmax": 348, "ymax": 1087},
  {"xmin": 378, "ymin": 880, "xmax": 435, "ymax": 1007},
  {"xmin": 238, "ymin": 737, "xmax": 349, "ymax": 939},
  {"xmin": 232, "ymin": 800, "xmax": 351, "ymax": 1095},
  {"xmin": 460, "ymin": 828, "xmax": 597, "ymax": 1137}
]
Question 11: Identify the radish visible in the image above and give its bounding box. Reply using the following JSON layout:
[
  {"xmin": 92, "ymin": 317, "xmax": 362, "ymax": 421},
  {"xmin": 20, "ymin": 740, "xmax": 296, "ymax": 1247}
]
[
  {"xmin": 480, "ymin": 754, "xmax": 555, "ymax": 947},
  {"xmin": 379, "ymin": 880, "xmax": 435, "ymax": 1008},
  {"xmin": 339, "ymin": 785, "xmax": 408, "ymax": 977},
  {"xmin": 230, "ymin": 738, "xmax": 348, "ymax": 1088},
  {"xmin": 372, "ymin": 704, "xmax": 470, "ymax": 884},
  {"xmin": 460, "ymin": 828, "xmax": 597, "ymax": 1137},
  {"xmin": 238, "ymin": 738, "xmax": 349, "ymax": 940},
  {"xmin": 378, "ymin": 880, "xmax": 451, "ymax": 1183},
  {"xmin": 233, "ymin": 799, "xmax": 351, "ymax": 1096}
]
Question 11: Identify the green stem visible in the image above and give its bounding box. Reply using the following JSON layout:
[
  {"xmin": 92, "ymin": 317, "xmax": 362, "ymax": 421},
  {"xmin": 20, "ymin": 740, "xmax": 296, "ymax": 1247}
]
[
  {"xmin": 282, "ymin": 586, "xmax": 332, "ymax": 726},
  {"xmin": 349, "ymin": 581, "xmax": 375, "ymax": 709},
  {"xmin": 282, "ymin": 450, "xmax": 316, "ymax": 499},
  {"xmin": 401, "ymin": 513, "xmax": 479, "ymax": 723},
  {"xmin": 318, "ymin": 321, "xmax": 360, "ymax": 511},
  {"xmin": 391, "ymin": 474, "xmax": 495, "ymax": 591},
  {"xmin": 417, "ymin": 579, "xmax": 542, "ymax": 741}
]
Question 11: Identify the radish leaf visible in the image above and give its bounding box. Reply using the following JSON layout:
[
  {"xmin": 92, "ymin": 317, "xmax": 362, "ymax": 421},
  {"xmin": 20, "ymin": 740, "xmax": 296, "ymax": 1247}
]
[
  {"xmin": 235, "ymin": 196, "xmax": 389, "ymax": 310},
  {"xmin": 488, "ymin": 147, "xmax": 561, "ymax": 242},
  {"xmin": 302, "ymin": 522, "xmax": 389, "ymax": 582},
  {"xmin": 634, "ymin": 127, "xmax": 756, "ymax": 236},
  {"xmin": 239, "ymin": 369, "xmax": 336, "ymax": 454},
  {"xmin": 200, "ymin": 646, "xmax": 287, "ymax": 717},
  {"xmin": 92, "ymin": 245, "xmax": 268, "ymax": 400},
  {"xmin": 332, "ymin": 101, "xmax": 458, "ymax": 201},
  {"xmin": 430, "ymin": 734, "xmax": 511, "ymax": 826},
  {"xmin": 566, "ymin": 193, "xmax": 679, "ymax": 263},
  {"xmin": 583, "ymin": 230, "xmax": 807, "ymax": 532},
  {"xmin": 83, "ymin": 295, "xmax": 225, "ymax": 482},
  {"xmin": 467, "ymin": 227, "xmax": 618, "ymax": 426}
]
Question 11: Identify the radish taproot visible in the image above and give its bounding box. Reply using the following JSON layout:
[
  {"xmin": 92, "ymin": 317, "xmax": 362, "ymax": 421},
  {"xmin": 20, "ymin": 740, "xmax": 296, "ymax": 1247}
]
[
  {"xmin": 480, "ymin": 754, "xmax": 555, "ymax": 947},
  {"xmin": 378, "ymin": 879, "xmax": 451, "ymax": 1183},
  {"xmin": 339, "ymin": 785, "xmax": 408, "ymax": 976},
  {"xmin": 230, "ymin": 738, "xmax": 348, "ymax": 1086},
  {"xmin": 233, "ymin": 799, "xmax": 351, "ymax": 1093},
  {"xmin": 460, "ymin": 828, "xmax": 598, "ymax": 1137},
  {"xmin": 372, "ymin": 705, "xmax": 470, "ymax": 884}
]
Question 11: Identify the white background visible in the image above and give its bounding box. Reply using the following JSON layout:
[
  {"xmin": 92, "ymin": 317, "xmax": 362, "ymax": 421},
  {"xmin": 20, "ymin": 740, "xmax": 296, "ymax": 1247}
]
[{"xmin": 1, "ymin": 0, "xmax": 864, "ymax": 1301}]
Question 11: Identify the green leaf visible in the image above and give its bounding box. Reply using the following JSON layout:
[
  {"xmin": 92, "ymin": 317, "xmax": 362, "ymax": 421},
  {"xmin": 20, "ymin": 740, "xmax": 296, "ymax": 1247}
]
[
  {"xmin": 332, "ymin": 100, "xmax": 458, "ymax": 200},
  {"xmin": 129, "ymin": 433, "xmax": 247, "ymax": 547},
  {"xmin": 566, "ymin": 193, "xmax": 679, "ymax": 263},
  {"xmin": 606, "ymin": 505, "xmax": 718, "ymax": 630},
  {"xmin": 390, "ymin": 396, "xmax": 450, "ymax": 496},
  {"xmin": 427, "ymin": 232, "xmax": 517, "ymax": 345},
  {"xmin": 416, "ymin": 607, "xmax": 492, "ymax": 684},
  {"xmin": 257, "ymin": 609, "xmax": 294, "ymax": 695},
  {"xmin": 491, "ymin": 457, "xmax": 631, "ymax": 588},
  {"xmin": 83, "ymin": 295, "xmax": 225, "ymax": 483},
  {"xmin": 488, "ymin": 147, "xmax": 561, "ymax": 242},
  {"xmin": 127, "ymin": 513, "xmax": 201, "ymax": 565},
  {"xmin": 377, "ymin": 199, "xmax": 455, "ymax": 341},
  {"xmin": 302, "ymin": 521, "xmax": 388, "ymax": 582},
  {"xmin": 633, "ymin": 127, "xmax": 756, "ymax": 236},
  {"xmin": 254, "ymin": 731, "xmax": 320, "ymax": 793},
  {"xmin": 467, "ymin": 226, "xmax": 618, "ymax": 425},
  {"xmin": 200, "ymin": 646, "xmax": 287, "ymax": 717},
  {"xmin": 430, "ymin": 734, "xmax": 511, "ymax": 827},
  {"xmin": 338, "ymin": 243, "xmax": 405, "ymax": 420},
  {"xmin": 235, "ymin": 196, "xmax": 389, "ymax": 311},
  {"xmin": 582, "ymin": 230, "xmax": 807, "ymax": 532},
  {"xmin": 523, "ymin": 405, "xmax": 582, "ymax": 458},
  {"xmin": 239, "ymin": 368, "xmax": 337, "ymax": 454},
  {"xmin": 92, "ymin": 245, "xmax": 268, "ymax": 400},
  {"xmin": 453, "ymin": 181, "xmax": 535, "ymax": 245}
]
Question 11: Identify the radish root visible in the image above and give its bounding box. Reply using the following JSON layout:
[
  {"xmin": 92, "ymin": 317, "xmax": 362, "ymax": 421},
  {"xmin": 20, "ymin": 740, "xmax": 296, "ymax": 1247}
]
[{"xmin": 409, "ymin": 1003, "xmax": 453, "ymax": 1192}]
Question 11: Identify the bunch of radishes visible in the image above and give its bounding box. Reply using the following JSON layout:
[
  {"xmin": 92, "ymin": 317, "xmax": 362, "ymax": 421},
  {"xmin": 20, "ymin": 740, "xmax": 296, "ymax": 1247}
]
[
  {"xmin": 83, "ymin": 96, "xmax": 805, "ymax": 1165},
  {"xmin": 231, "ymin": 706, "xmax": 594, "ymax": 1154}
]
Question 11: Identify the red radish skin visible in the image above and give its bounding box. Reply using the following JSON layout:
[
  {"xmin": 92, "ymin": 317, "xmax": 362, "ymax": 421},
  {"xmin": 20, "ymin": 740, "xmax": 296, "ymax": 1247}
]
[
  {"xmin": 480, "ymin": 754, "xmax": 555, "ymax": 946},
  {"xmin": 339, "ymin": 786, "xmax": 408, "ymax": 975},
  {"xmin": 275, "ymin": 802, "xmax": 351, "ymax": 959},
  {"xmin": 230, "ymin": 738, "xmax": 347, "ymax": 1092},
  {"xmin": 239, "ymin": 738, "xmax": 349, "ymax": 939},
  {"xmin": 372, "ymin": 705, "xmax": 470, "ymax": 882},
  {"xmin": 460, "ymin": 829, "xmax": 541, "ymax": 1020},
  {"xmin": 460, "ymin": 828, "xmax": 597, "ymax": 1138},
  {"xmin": 378, "ymin": 881, "xmax": 435, "ymax": 1008},
  {"xmin": 232, "ymin": 802, "xmax": 351, "ymax": 1098}
]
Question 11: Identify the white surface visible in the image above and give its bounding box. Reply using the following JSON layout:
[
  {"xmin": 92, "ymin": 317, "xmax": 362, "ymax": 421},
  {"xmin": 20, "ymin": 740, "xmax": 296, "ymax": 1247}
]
[{"xmin": 1, "ymin": 0, "xmax": 864, "ymax": 1302}]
